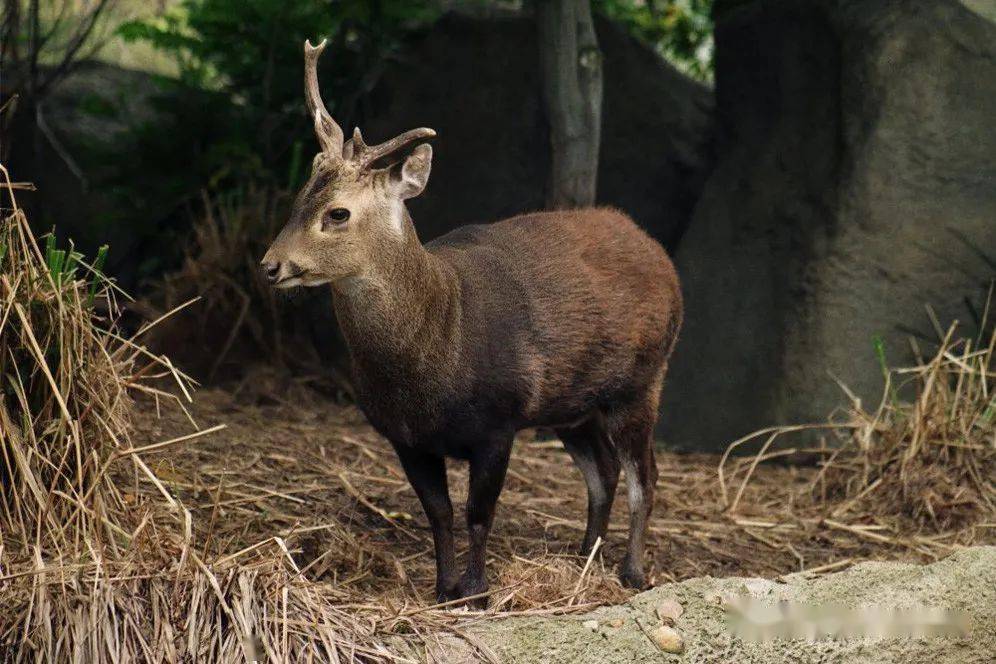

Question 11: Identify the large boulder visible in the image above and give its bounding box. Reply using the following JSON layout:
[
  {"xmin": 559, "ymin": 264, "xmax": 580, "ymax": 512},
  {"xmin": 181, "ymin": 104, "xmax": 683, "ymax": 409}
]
[{"xmin": 661, "ymin": 0, "xmax": 996, "ymax": 451}]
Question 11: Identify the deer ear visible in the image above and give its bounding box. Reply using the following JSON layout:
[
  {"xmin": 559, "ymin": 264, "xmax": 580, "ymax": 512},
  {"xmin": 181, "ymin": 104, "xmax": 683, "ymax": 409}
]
[{"xmin": 390, "ymin": 144, "xmax": 432, "ymax": 200}]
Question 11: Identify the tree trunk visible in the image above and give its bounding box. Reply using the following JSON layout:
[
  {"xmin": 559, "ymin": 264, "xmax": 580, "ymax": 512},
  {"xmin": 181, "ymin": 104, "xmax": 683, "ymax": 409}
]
[{"xmin": 537, "ymin": 0, "xmax": 603, "ymax": 209}]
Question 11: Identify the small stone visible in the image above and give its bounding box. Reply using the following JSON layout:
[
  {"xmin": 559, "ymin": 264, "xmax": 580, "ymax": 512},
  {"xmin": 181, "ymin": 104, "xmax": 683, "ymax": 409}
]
[
  {"xmin": 656, "ymin": 597, "xmax": 684, "ymax": 625},
  {"xmin": 648, "ymin": 625, "xmax": 685, "ymax": 653},
  {"xmin": 582, "ymin": 620, "xmax": 599, "ymax": 632},
  {"xmin": 606, "ymin": 618, "xmax": 625, "ymax": 628}
]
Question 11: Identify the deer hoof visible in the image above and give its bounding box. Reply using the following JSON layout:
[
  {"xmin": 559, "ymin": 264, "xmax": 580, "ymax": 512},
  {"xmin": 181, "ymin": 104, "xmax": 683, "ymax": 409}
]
[
  {"xmin": 436, "ymin": 583, "xmax": 461, "ymax": 605},
  {"xmin": 619, "ymin": 565, "xmax": 647, "ymax": 590},
  {"xmin": 456, "ymin": 575, "xmax": 489, "ymax": 609}
]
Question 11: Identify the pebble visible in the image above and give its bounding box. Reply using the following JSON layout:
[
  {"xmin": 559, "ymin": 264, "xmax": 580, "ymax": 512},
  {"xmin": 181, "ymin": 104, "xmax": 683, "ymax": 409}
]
[
  {"xmin": 582, "ymin": 620, "xmax": 599, "ymax": 632},
  {"xmin": 648, "ymin": 624, "xmax": 685, "ymax": 654},
  {"xmin": 606, "ymin": 618, "xmax": 625, "ymax": 628},
  {"xmin": 656, "ymin": 597, "xmax": 684, "ymax": 625}
]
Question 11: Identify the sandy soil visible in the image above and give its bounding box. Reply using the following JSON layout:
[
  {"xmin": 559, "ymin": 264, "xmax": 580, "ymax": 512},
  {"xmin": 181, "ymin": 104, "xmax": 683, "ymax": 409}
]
[{"xmin": 460, "ymin": 546, "xmax": 996, "ymax": 663}]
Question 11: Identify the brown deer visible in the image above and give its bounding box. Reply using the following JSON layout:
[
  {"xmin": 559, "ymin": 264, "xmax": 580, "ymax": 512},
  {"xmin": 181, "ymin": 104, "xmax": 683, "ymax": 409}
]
[{"xmin": 261, "ymin": 40, "xmax": 683, "ymax": 607}]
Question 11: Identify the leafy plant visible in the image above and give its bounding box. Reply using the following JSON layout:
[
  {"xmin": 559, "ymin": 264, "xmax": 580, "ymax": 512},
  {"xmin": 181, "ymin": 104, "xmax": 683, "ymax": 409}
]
[
  {"xmin": 110, "ymin": 0, "xmax": 440, "ymax": 197},
  {"xmin": 595, "ymin": 0, "xmax": 714, "ymax": 81}
]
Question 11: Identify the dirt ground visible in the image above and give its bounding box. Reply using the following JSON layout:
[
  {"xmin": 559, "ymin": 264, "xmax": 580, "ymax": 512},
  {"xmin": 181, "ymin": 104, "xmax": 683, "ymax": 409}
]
[{"xmin": 128, "ymin": 373, "xmax": 958, "ymax": 612}]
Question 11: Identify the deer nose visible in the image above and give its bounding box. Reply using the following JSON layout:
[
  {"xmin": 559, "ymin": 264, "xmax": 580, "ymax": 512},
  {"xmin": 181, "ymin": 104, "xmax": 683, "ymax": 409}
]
[{"xmin": 261, "ymin": 261, "xmax": 281, "ymax": 284}]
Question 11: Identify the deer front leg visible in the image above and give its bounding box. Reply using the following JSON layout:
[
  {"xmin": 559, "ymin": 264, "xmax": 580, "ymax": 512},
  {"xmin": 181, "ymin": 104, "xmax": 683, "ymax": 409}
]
[
  {"xmin": 393, "ymin": 445, "xmax": 458, "ymax": 602},
  {"xmin": 459, "ymin": 435, "xmax": 514, "ymax": 608}
]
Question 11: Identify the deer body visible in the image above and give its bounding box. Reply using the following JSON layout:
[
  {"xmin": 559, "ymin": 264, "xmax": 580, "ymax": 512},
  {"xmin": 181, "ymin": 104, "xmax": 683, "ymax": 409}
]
[
  {"xmin": 338, "ymin": 209, "xmax": 679, "ymax": 454},
  {"xmin": 262, "ymin": 41, "xmax": 682, "ymax": 606}
]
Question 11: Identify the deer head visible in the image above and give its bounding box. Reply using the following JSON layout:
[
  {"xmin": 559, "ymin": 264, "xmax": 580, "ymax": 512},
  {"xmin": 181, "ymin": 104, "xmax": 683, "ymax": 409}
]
[{"xmin": 261, "ymin": 39, "xmax": 436, "ymax": 288}]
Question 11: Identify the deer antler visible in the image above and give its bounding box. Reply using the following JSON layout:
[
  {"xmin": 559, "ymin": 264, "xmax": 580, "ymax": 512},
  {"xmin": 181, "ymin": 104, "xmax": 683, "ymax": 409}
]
[
  {"xmin": 304, "ymin": 39, "xmax": 434, "ymax": 167},
  {"xmin": 348, "ymin": 127, "xmax": 437, "ymax": 170},
  {"xmin": 304, "ymin": 39, "xmax": 344, "ymax": 156}
]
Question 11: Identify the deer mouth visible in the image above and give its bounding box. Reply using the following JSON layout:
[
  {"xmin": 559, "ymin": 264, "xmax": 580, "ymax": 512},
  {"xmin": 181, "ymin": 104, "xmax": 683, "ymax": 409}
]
[
  {"xmin": 274, "ymin": 270, "xmax": 306, "ymax": 288},
  {"xmin": 275, "ymin": 270, "xmax": 333, "ymax": 289}
]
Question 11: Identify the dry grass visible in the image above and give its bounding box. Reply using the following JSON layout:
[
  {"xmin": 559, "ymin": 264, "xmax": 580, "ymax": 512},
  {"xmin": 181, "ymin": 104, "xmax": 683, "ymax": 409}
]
[
  {"xmin": 134, "ymin": 188, "xmax": 343, "ymax": 387},
  {"xmin": 814, "ymin": 319, "xmax": 996, "ymax": 534},
  {"xmin": 718, "ymin": 304, "xmax": 996, "ymax": 561},
  {"xmin": 1, "ymin": 167, "xmax": 993, "ymax": 661},
  {"xmin": 0, "ymin": 161, "xmax": 197, "ymax": 565},
  {"xmin": 120, "ymin": 331, "xmax": 992, "ymax": 642}
]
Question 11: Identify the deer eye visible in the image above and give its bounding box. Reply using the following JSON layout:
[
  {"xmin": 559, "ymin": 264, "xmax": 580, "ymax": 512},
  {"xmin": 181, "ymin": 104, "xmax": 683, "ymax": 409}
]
[{"xmin": 323, "ymin": 207, "xmax": 350, "ymax": 230}]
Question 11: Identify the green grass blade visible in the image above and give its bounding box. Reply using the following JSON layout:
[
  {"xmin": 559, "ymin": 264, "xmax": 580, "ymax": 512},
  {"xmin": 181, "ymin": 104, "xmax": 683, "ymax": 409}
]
[
  {"xmin": 65, "ymin": 249, "xmax": 82, "ymax": 282},
  {"xmin": 873, "ymin": 335, "xmax": 899, "ymax": 407},
  {"xmin": 49, "ymin": 249, "xmax": 66, "ymax": 288},
  {"xmin": 87, "ymin": 245, "xmax": 110, "ymax": 308}
]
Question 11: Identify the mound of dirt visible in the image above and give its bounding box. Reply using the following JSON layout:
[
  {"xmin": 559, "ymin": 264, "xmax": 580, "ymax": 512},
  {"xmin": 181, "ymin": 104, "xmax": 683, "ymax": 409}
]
[{"xmin": 459, "ymin": 546, "xmax": 995, "ymax": 663}]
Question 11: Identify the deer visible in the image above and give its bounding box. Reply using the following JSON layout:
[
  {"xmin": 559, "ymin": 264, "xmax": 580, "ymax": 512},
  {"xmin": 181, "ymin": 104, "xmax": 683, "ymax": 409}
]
[{"xmin": 261, "ymin": 40, "xmax": 683, "ymax": 608}]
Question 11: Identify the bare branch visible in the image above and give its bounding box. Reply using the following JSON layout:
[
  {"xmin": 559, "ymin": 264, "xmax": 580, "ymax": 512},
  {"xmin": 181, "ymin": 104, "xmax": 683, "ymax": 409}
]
[{"xmin": 36, "ymin": 0, "xmax": 116, "ymax": 99}]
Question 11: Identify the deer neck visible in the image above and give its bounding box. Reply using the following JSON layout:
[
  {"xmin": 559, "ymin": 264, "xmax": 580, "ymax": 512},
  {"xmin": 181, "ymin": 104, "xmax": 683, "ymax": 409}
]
[{"xmin": 330, "ymin": 215, "xmax": 459, "ymax": 379}]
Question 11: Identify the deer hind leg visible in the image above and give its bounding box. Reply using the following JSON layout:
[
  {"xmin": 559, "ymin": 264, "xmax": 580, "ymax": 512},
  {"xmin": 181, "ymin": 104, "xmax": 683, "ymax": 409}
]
[
  {"xmin": 606, "ymin": 396, "xmax": 660, "ymax": 590},
  {"xmin": 557, "ymin": 414, "xmax": 621, "ymax": 556}
]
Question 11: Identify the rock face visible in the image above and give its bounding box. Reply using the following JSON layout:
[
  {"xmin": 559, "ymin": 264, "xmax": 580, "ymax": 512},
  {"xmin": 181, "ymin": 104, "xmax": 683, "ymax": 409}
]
[
  {"xmin": 461, "ymin": 547, "xmax": 996, "ymax": 663},
  {"xmin": 661, "ymin": 0, "xmax": 996, "ymax": 451},
  {"xmin": 360, "ymin": 13, "xmax": 714, "ymax": 249}
]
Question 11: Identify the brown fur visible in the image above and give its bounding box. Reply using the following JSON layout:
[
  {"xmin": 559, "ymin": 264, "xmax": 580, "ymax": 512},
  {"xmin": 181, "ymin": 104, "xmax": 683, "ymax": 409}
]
[
  {"xmin": 335, "ymin": 207, "xmax": 682, "ymax": 453},
  {"xmin": 261, "ymin": 42, "xmax": 682, "ymax": 605}
]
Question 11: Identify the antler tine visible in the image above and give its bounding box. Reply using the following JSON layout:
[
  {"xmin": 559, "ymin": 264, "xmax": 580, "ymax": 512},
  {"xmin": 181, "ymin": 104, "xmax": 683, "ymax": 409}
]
[
  {"xmin": 344, "ymin": 127, "xmax": 367, "ymax": 161},
  {"xmin": 352, "ymin": 127, "xmax": 437, "ymax": 170},
  {"xmin": 304, "ymin": 39, "xmax": 344, "ymax": 156}
]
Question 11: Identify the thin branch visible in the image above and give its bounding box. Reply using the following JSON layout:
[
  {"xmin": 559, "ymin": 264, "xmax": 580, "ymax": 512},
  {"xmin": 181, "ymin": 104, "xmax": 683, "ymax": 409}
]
[
  {"xmin": 36, "ymin": 0, "xmax": 115, "ymax": 99},
  {"xmin": 34, "ymin": 102, "xmax": 88, "ymax": 189}
]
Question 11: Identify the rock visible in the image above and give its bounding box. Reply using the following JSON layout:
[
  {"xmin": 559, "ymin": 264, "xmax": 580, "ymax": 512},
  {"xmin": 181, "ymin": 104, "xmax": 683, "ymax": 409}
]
[
  {"xmin": 4, "ymin": 62, "xmax": 163, "ymax": 285},
  {"xmin": 661, "ymin": 0, "xmax": 996, "ymax": 451},
  {"xmin": 648, "ymin": 624, "xmax": 685, "ymax": 653},
  {"xmin": 582, "ymin": 619, "xmax": 599, "ymax": 632},
  {"xmin": 656, "ymin": 597, "xmax": 684, "ymax": 625}
]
